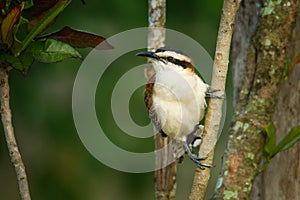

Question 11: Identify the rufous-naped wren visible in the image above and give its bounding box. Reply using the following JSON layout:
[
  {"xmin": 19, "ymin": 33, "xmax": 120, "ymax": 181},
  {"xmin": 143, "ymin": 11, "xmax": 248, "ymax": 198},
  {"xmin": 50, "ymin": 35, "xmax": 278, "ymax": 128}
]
[{"xmin": 137, "ymin": 47, "xmax": 217, "ymax": 168}]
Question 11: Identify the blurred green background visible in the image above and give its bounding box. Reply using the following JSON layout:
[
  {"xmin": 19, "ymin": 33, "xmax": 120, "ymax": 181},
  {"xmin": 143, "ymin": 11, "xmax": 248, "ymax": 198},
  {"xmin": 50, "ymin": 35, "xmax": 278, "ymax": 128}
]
[{"xmin": 0, "ymin": 0, "xmax": 233, "ymax": 199}]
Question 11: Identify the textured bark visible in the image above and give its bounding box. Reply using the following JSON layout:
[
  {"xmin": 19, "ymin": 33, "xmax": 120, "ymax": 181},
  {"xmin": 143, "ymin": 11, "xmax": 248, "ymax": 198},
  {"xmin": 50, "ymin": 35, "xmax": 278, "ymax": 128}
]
[
  {"xmin": 147, "ymin": 1, "xmax": 177, "ymax": 200},
  {"xmin": 0, "ymin": 68, "xmax": 31, "ymax": 200},
  {"xmin": 189, "ymin": 1, "xmax": 241, "ymax": 199},
  {"xmin": 251, "ymin": 7, "xmax": 300, "ymax": 200},
  {"xmin": 214, "ymin": 0, "xmax": 300, "ymax": 199},
  {"xmin": 231, "ymin": 0, "xmax": 261, "ymax": 107}
]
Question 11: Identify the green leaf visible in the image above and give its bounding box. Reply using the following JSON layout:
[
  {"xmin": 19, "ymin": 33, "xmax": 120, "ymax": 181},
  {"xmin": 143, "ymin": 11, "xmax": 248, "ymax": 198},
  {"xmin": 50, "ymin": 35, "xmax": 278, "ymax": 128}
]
[
  {"xmin": 22, "ymin": 0, "xmax": 34, "ymax": 9},
  {"xmin": 19, "ymin": 53, "xmax": 35, "ymax": 74},
  {"xmin": 5, "ymin": 0, "xmax": 33, "ymax": 10},
  {"xmin": 261, "ymin": 124, "xmax": 300, "ymax": 173},
  {"xmin": 264, "ymin": 123, "xmax": 277, "ymax": 157},
  {"xmin": 0, "ymin": 52, "xmax": 33, "ymax": 73},
  {"xmin": 12, "ymin": 0, "xmax": 71, "ymax": 56},
  {"xmin": 282, "ymin": 58, "xmax": 289, "ymax": 81},
  {"xmin": 0, "ymin": 53, "xmax": 23, "ymax": 69},
  {"xmin": 24, "ymin": 39, "xmax": 82, "ymax": 63},
  {"xmin": 11, "ymin": 16, "xmax": 29, "ymax": 52},
  {"xmin": 274, "ymin": 125, "xmax": 300, "ymax": 154},
  {"xmin": 14, "ymin": 16, "xmax": 29, "ymax": 42}
]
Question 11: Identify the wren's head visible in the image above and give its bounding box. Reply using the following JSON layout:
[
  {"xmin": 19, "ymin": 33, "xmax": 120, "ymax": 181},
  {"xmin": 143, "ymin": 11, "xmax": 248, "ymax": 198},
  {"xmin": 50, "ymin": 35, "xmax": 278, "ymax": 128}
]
[{"xmin": 136, "ymin": 47, "xmax": 194, "ymax": 72}]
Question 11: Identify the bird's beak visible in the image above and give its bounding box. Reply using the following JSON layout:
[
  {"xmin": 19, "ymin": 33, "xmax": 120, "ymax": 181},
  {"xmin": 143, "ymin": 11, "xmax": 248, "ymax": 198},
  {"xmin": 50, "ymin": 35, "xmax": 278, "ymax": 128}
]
[{"xmin": 136, "ymin": 51, "xmax": 159, "ymax": 60}]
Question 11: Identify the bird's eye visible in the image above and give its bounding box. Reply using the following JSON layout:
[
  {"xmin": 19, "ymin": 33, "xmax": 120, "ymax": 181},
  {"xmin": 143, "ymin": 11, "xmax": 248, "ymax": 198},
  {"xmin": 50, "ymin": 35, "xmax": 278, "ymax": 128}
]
[{"xmin": 166, "ymin": 56, "xmax": 174, "ymax": 62}]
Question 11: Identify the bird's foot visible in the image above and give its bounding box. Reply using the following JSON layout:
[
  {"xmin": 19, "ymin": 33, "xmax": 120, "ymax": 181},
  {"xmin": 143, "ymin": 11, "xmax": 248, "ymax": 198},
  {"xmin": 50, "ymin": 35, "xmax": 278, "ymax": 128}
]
[
  {"xmin": 183, "ymin": 141, "xmax": 213, "ymax": 169},
  {"xmin": 206, "ymin": 89, "xmax": 224, "ymax": 99}
]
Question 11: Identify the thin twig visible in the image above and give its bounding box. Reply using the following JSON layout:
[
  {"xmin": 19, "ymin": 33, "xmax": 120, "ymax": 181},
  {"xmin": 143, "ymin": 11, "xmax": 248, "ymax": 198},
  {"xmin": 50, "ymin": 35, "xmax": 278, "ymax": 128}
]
[
  {"xmin": 147, "ymin": 0, "xmax": 177, "ymax": 199},
  {"xmin": 189, "ymin": 0, "xmax": 241, "ymax": 199},
  {"xmin": 0, "ymin": 68, "xmax": 31, "ymax": 200}
]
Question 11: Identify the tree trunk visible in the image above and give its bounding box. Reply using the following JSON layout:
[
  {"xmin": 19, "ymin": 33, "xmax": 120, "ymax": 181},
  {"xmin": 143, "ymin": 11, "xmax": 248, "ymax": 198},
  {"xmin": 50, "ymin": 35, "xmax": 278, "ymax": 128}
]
[
  {"xmin": 214, "ymin": 0, "xmax": 300, "ymax": 199},
  {"xmin": 251, "ymin": 7, "xmax": 300, "ymax": 200}
]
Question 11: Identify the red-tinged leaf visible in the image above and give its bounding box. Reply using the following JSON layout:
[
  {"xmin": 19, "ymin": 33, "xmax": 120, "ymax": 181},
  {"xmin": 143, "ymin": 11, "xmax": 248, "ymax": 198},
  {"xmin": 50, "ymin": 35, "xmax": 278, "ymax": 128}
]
[
  {"xmin": 29, "ymin": 0, "xmax": 58, "ymax": 19},
  {"xmin": 287, "ymin": 52, "xmax": 300, "ymax": 76},
  {"xmin": 0, "ymin": 0, "xmax": 6, "ymax": 10},
  {"xmin": 28, "ymin": 0, "xmax": 69, "ymax": 32},
  {"xmin": 36, "ymin": 26, "xmax": 113, "ymax": 50},
  {"xmin": 29, "ymin": 15, "xmax": 57, "ymax": 33},
  {"xmin": 1, "ymin": 2, "xmax": 24, "ymax": 47}
]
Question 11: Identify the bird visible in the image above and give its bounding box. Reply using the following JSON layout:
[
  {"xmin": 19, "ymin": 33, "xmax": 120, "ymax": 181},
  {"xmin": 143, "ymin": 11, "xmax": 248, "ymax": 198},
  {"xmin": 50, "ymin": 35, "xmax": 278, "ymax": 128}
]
[{"xmin": 136, "ymin": 47, "xmax": 217, "ymax": 168}]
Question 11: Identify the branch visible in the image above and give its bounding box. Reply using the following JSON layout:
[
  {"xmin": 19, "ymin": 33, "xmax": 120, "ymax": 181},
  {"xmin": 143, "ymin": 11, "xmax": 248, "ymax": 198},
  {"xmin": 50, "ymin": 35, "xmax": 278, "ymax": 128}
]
[
  {"xmin": 189, "ymin": 0, "xmax": 241, "ymax": 199},
  {"xmin": 0, "ymin": 68, "xmax": 31, "ymax": 200},
  {"xmin": 147, "ymin": 1, "xmax": 177, "ymax": 200}
]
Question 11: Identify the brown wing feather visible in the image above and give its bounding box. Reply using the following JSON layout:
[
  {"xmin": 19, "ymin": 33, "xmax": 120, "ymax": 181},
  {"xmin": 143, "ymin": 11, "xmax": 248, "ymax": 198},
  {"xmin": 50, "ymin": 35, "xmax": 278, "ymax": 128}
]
[
  {"xmin": 144, "ymin": 73, "xmax": 167, "ymax": 137},
  {"xmin": 144, "ymin": 81, "xmax": 154, "ymax": 111}
]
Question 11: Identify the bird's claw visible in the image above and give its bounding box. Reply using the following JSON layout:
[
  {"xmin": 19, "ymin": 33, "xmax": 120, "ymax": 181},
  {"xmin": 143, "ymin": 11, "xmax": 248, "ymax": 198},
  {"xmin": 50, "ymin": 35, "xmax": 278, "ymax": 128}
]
[
  {"xmin": 190, "ymin": 154, "xmax": 206, "ymax": 161},
  {"xmin": 189, "ymin": 153, "xmax": 212, "ymax": 169},
  {"xmin": 183, "ymin": 141, "xmax": 213, "ymax": 169},
  {"xmin": 206, "ymin": 89, "xmax": 224, "ymax": 99},
  {"xmin": 196, "ymin": 161, "xmax": 213, "ymax": 169}
]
